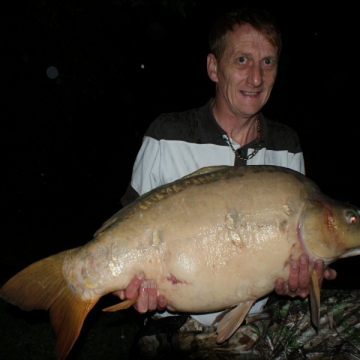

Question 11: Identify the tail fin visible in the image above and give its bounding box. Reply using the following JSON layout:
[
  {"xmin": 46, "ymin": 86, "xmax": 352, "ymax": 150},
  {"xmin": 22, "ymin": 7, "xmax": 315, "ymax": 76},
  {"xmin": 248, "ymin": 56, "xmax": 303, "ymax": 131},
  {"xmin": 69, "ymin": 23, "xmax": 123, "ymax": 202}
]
[{"xmin": 0, "ymin": 250, "xmax": 98, "ymax": 360}]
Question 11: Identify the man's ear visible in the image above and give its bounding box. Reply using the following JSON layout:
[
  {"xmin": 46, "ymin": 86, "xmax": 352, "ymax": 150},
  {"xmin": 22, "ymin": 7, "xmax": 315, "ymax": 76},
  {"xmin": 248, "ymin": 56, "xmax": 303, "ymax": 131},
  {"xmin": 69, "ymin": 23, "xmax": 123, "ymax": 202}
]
[{"xmin": 207, "ymin": 53, "xmax": 218, "ymax": 82}]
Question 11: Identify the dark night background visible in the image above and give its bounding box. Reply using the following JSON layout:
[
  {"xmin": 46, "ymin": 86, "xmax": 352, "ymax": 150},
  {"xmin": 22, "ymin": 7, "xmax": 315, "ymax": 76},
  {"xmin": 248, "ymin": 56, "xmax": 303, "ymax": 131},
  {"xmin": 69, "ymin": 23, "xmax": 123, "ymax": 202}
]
[
  {"xmin": 2, "ymin": 0, "xmax": 360, "ymax": 286},
  {"xmin": 1, "ymin": 0, "xmax": 360, "ymax": 357}
]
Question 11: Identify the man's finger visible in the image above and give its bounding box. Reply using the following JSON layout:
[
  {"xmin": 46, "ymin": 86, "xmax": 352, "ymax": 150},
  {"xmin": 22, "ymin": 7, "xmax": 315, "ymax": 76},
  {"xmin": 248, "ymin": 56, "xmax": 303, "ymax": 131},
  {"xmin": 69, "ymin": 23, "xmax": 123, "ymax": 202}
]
[
  {"xmin": 157, "ymin": 295, "xmax": 167, "ymax": 311},
  {"xmin": 274, "ymin": 278, "xmax": 285, "ymax": 295},
  {"xmin": 125, "ymin": 273, "xmax": 145, "ymax": 299},
  {"xmin": 297, "ymin": 255, "xmax": 310, "ymax": 289},
  {"xmin": 135, "ymin": 280, "xmax": 149, "ymax": 313},
  {"xmin": 324, "ymin": 267, "xmax": 337, "ymax": 281},
  {"xmin": 287, "ymin": 260, "xmax": 300, "ymax": 291},
  {"xmin": 147, "ymin": 280, "xmax": 158, "ymax": 311}
]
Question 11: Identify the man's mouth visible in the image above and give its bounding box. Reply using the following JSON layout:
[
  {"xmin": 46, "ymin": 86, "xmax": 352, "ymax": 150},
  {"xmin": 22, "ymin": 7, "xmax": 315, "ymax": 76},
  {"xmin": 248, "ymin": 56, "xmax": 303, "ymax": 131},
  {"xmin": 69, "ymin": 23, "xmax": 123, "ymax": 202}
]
[{"xmin": 241, "ymin": 91, "xmax": 260, "ymax": 96}]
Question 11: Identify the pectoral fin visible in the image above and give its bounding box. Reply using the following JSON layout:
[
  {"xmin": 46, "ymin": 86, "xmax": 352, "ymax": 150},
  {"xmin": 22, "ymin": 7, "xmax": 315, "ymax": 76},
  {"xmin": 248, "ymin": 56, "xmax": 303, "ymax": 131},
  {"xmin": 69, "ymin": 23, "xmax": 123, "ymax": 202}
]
[
  {"xmin": 216, "ymin": 301, "xmax": 254, "ymax": 343},
  {"xmin": 309, "ymin": 268, "xmax": 321, "ymax": 329},
  {"xmin": 102, "ymin": 291, "xmax": 139, "ymax": 312}
]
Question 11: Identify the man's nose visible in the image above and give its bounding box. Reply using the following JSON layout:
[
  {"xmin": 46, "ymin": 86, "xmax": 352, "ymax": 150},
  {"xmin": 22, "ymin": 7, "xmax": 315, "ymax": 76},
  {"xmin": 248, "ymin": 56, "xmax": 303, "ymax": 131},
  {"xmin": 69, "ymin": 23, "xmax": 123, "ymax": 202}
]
[{"xmin": 247, "ymin": 63, "xmax": 263, "ymax": 86}]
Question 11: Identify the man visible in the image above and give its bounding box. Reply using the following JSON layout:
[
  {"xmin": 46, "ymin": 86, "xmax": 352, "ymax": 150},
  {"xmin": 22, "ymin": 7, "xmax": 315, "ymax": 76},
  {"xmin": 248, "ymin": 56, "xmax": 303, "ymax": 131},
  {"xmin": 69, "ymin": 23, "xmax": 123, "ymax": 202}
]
[{"xmin": 118, "ymin": 6, "xmax": 336, "ymax": 358}]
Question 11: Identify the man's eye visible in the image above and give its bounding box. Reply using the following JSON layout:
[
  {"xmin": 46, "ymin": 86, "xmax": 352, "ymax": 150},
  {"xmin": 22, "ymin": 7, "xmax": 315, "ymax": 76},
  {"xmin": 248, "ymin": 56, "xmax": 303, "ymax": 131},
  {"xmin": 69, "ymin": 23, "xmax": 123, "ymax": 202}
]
[
  {"xmin": 238, "ymin": 56, "xmax": 246, "ymax": 63},
  {"xmin": 264, "ymin": 58, "xmax": 273, "ymax": 65}
]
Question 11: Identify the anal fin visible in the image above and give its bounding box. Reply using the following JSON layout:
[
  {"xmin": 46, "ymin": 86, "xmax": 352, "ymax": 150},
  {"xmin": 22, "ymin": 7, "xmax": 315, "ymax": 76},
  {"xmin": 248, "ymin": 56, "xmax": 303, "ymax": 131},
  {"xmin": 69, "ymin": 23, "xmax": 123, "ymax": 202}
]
[
  {"xmin": 216, "ymin": 301, "xmax": 254, "ymax": 343},
  {"xmin": 102, "ymin": 291, "xmax": 139, "ymax": 312}
]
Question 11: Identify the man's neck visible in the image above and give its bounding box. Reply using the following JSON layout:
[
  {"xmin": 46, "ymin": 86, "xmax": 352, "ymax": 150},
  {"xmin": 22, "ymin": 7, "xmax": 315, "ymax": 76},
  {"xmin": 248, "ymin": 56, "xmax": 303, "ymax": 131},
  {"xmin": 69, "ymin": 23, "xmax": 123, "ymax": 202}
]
[{"xmin": 211, "ymin": 99, "xmax": 259, "ymax": 146}]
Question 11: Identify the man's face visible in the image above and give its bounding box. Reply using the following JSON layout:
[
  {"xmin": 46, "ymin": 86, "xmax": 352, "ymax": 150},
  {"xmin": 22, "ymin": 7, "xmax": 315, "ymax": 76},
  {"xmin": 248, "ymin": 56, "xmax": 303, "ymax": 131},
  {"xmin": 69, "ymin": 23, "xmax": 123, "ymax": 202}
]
[{"xmin": 208, "ymin": 24, "xmax": 278, "ymax": 118}]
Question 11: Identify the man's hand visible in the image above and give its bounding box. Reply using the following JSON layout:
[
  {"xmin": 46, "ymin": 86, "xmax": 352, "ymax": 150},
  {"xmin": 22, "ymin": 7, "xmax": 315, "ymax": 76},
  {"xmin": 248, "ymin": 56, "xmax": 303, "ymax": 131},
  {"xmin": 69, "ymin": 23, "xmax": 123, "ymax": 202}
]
[
  {"xmin": 274, "ymin": 254, "xmax": 337, "ymax": 298},
  {"xmin": 113, "ymin": 273, "xmax": 167, "ymax": 313}
]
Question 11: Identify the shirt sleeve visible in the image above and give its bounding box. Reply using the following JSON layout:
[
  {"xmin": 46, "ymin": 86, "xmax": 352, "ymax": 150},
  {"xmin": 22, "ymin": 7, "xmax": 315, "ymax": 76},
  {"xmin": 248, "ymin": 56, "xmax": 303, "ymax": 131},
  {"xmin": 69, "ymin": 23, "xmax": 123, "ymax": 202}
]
[
  {"xmin": 131, "ymin": 136, "xmax": 163, "ymax": 195},
  {"xmin": 121, "ymin": 136, "xmax": 162, "ymax": 207},
  {"xmin": 288, "ymin": 152, "xmax": 305, "ymax": 175}
]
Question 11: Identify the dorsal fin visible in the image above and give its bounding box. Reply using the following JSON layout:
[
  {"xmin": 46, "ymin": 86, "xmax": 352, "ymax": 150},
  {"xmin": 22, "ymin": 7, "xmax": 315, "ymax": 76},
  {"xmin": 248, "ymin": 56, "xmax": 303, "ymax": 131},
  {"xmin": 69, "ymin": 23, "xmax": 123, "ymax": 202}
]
[{"xmin": 182, "ymin": 165, "xmax": 231, "ymax": 179}]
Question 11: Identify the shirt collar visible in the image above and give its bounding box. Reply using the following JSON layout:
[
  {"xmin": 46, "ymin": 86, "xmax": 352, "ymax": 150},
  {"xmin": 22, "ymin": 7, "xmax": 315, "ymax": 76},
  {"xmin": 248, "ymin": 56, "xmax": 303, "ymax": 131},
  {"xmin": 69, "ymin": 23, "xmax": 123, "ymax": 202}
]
[{"xmin": 199, "ymin": 98, "xmax": 268, "ymax": 148}]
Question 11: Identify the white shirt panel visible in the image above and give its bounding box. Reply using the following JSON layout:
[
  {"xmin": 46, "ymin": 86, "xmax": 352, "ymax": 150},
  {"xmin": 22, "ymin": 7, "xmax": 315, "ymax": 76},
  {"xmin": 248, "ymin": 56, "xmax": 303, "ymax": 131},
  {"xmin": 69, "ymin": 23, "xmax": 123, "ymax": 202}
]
[
  {"xmin": 132, "ymin": 136, "xmax": 234, "ymax": 196},
  {"xmin": 247, "ymin": 148, "xmax": 305, "ymax": 175}
]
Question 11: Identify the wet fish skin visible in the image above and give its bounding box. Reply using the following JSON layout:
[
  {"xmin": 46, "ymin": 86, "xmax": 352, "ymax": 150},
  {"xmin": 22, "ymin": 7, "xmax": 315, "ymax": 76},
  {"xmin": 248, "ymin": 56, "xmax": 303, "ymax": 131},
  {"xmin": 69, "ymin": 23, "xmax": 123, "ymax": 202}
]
[{"xmin": 1, "ymin": 165, "xmax": 360, "ymax": 360}]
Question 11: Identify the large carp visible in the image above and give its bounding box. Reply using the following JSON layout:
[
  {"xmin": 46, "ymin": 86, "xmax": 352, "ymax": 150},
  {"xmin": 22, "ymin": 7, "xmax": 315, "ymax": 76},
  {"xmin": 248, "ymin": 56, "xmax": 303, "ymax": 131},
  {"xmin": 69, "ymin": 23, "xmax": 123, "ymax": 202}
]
[{"xmin": 1, "ymin": 165, "xmax": 360, "ymax": 360}]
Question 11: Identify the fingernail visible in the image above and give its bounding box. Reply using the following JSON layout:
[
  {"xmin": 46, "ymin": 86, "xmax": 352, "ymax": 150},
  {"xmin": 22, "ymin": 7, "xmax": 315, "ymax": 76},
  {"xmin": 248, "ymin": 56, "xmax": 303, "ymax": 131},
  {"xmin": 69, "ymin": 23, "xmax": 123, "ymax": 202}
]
[
  {"xmin": 137, "ymin": 273, "xmax": 145, "ymax": 280},
  {"xmin": 315, "ymin": 259, "xmax": 323, "ymax": 267},
  {"xmin": 300, "ymin": 256, "xmax": 307, "ymax": 264},
  {"xmin": 142, "ymin": 280, "xmax": 148, "ymax": 288},
  {"xmin": 291, "ymin": 261, "xmax": 298, "ymax": 269},
  {"xmin": 149, "ymin": 280, "xmax": 155, "ymax": 288}
]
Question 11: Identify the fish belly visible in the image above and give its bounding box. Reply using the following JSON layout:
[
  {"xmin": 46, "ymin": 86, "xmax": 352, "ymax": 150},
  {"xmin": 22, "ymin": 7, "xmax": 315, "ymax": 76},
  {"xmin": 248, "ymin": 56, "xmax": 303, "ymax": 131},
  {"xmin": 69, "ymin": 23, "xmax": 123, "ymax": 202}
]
[{"xmin": 64, "ymin": 167, "xmax": 304, "ymax": 312}]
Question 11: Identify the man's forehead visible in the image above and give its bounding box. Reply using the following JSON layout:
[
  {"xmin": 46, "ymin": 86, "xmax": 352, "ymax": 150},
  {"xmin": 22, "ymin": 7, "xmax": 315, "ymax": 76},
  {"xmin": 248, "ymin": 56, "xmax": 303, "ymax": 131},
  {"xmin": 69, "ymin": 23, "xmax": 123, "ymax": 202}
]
[{"xmin": 225, "ymin": 24, "xmax": 278, "ymax": 56}]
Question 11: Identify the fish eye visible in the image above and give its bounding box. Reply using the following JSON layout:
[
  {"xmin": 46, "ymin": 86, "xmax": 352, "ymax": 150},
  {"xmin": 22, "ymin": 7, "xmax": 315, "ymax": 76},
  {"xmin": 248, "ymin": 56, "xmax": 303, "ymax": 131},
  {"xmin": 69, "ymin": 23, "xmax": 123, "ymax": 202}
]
[{"xmin": 346, "ymin": 210, "xmax": 358, "ymax": 223}]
